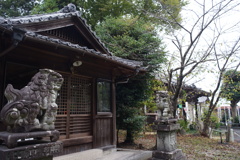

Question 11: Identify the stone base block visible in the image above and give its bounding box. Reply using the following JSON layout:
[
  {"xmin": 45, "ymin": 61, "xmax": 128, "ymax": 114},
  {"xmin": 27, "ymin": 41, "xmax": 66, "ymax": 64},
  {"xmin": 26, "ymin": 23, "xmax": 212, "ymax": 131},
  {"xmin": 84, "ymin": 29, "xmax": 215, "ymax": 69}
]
[
  {"xmin": 151, "ymin": 149, "xmax": 186, "ymax": 160},
  {"xmin": 156, "ymin": 131, "xmax": 177, "ymax": 152},
  {"xmin": 0, "ymin": 141, "xmax": 62, "ymax": 160}
]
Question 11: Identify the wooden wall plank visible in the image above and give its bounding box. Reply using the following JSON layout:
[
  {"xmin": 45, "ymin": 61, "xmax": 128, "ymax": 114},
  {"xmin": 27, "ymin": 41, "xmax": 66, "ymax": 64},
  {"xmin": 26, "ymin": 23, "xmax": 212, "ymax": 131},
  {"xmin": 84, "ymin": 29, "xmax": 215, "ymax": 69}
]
[
  {"xmin": 95, "ymin": 118, "xmax": 112, "ymax": 148},
  {"xmin": 62, "ymin": 136, "xmax": 93, "ymax": 147}
]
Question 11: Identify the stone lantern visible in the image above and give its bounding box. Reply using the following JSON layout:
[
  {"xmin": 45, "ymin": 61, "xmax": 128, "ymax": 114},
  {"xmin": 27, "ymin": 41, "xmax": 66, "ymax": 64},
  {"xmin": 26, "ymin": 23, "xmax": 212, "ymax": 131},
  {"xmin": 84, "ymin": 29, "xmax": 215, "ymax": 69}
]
[{"xmin": 151, "ymin": 91, "xmax": 186, "ymax": 160}]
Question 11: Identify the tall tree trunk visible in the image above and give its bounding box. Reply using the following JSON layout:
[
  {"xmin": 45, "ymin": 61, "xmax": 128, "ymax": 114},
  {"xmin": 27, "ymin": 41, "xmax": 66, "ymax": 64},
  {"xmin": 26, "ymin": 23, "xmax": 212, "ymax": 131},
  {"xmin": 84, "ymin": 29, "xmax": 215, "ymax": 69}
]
[
  {"xmin": 202, "ymin": 110, "xmax": 212, "ymax": 137},
  {"xmin": 124, "ymin": 130, "xmax": 134, "ymax": 144},
  {"xmin": 195, "ymin": 101, "xmax": 198, "ymax": 120},
  {"xmin": 231, "ymin": 100, "xmax": 238, "ymax": 122},
  {"xmin": 172, "ymin": 98, "xmax": 178, "ymax": 118},
  {"xmin": 117, "ymin": 129, "xmax": 119, "ymax": 145}
]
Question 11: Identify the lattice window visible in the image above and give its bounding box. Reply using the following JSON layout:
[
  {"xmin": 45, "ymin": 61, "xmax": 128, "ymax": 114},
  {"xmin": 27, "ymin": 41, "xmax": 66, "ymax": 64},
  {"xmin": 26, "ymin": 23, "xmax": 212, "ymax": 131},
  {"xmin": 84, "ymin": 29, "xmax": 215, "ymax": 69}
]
[
  {"xmin": 57, "ymin": 74, "xmax": 68, "ymax": 115},
  {"xmin": 70, "ymin": 77, "xmax": 92, "ymax": 114},
  {"xmin": 55, "ymin": 74, "xmax": 92, "ymax": 138}
]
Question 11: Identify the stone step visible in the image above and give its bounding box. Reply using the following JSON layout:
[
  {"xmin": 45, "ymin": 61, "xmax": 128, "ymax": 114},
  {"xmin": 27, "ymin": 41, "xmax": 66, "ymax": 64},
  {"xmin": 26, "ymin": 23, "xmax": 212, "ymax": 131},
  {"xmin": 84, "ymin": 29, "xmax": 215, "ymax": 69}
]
[
  {"xmin": 54, "ymin": 148, "xmax": 152, "ymax": 160},
  {"xmin": 54, "ymin": 149, "xmax": 103, "ymax": 160},
  {"xmin": 97, "ymin": 149, "xmax": 152, "ymax": 160}
]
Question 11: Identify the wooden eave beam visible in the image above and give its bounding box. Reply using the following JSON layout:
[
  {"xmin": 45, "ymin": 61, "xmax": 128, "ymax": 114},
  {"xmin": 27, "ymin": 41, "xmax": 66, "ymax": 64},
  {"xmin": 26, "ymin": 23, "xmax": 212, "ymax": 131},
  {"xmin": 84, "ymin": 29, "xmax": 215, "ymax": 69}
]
[{"xmin": 13, "ymin": 18, "xmax": 74, "ymax": 33}]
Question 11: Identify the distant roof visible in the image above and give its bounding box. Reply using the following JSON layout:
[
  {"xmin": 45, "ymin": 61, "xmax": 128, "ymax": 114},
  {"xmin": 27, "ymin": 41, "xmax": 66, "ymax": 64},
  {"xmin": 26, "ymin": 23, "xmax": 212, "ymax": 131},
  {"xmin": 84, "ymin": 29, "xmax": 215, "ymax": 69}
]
[{"xmin": 0, "ymin": 3, "xmax": 145, "ymax": 70}]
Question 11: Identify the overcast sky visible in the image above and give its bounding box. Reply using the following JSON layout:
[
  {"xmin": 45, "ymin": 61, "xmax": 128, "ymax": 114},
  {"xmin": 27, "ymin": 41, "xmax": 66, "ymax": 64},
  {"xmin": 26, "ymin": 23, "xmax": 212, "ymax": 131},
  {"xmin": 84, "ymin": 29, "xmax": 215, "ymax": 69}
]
[{"xmin": 162, "ymin": 0, "xmax": 240, "ymax": 93}]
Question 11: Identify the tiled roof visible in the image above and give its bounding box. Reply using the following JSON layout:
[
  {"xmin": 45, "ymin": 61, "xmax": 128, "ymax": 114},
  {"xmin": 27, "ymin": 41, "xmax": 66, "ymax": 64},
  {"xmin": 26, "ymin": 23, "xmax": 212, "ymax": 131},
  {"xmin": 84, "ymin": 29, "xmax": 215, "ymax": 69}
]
[
  {"xmin": 0, "ymin": 4, "xmax": 144, "ymax": 69},
  {"xmin": 0, "ymin": 5, "xmax": 111, "ymax": 55},
  {"xmin": 26, "ymin": 32, "xmax": 143, "ymax": 67}
]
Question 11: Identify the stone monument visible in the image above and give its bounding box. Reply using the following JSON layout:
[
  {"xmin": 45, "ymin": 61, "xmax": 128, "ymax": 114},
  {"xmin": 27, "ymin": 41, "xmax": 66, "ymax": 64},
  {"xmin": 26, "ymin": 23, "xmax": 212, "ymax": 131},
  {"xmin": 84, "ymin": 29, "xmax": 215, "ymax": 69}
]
[
  {"xmin": 151, "ymin": 91, "xmax": 186, "ymax": 160},
  {"xmin": 0, "ymin": 69, "xmax": 63, "ymax": 160}
]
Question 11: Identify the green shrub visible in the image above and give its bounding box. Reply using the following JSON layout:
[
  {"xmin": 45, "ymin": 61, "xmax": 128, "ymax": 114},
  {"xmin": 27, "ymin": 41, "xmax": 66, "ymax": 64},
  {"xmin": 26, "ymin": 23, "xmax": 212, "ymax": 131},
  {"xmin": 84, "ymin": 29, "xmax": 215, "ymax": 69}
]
[
  {"xmin": 144, "ymin": 123, "xmax": 154, "ymax": 132},
  {"xmin": 178, "ymin": 119, "xmax": 189, "ymax": 132},
  {"xmin": 202, "ymin": 111, "xmax": 220, "ymax": 129},
  {"xmin": 233, "ymin": 116, "xmax": 240, "ymax": 123}
]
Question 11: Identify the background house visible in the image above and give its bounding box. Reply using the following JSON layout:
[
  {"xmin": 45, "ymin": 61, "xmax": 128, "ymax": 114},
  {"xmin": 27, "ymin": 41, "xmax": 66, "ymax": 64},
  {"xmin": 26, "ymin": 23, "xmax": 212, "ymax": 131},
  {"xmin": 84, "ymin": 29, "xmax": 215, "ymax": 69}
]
[{"xmin": 0, "ymin": 4, "xmax": 145, "ymax": 155}]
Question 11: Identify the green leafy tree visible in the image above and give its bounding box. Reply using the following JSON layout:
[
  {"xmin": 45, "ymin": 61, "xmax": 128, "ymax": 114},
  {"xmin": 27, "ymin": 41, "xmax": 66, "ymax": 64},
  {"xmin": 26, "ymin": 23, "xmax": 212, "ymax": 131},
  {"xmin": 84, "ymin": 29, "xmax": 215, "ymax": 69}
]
[
  {"xmin": 32, "ymin": 0, "xmax": 184, "ymax": 29},
  {"xmin": 77, "ymin": 0, "xmax": 185, "ymax": 29},
  {"xmin": 31, "ymin": 0, "xmax": 60, "ymax": 14},
  {"xmin": 221, "ymin": 70, "xmax": 240, "ymax": 121},
  {"xmin": 95, "ymin": 17, "xmax": 166, "ymax": 143},
  {"xmin": 115, "ymin": 76, "xmax": 147, "ymax": 143},
  {"xmin": 0, "ymin": 0, "xmax": 35, "ymax": 17},
  {"xmin": 95, "ymin": 17, "xmax": 166, "ymax": 71}
]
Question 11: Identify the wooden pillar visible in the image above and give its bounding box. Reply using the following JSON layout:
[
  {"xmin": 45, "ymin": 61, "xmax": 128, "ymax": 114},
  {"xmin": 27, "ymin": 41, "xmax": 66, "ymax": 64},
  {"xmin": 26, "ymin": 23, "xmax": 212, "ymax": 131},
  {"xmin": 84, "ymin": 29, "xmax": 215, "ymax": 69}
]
[
  {"xmin": 0, "ymin": 57, "xmax": 6, "ymax": 109},
  {"xmin": 66, "ymin": 76, "xmax": 71, "ymax": 139},
  {"xmin": 92, "ymin": 78, "xmax": 97, "ymax": 148},
  {"xmin": 112, "ymin": 77, "xmax": 116, "ymax": 146}
]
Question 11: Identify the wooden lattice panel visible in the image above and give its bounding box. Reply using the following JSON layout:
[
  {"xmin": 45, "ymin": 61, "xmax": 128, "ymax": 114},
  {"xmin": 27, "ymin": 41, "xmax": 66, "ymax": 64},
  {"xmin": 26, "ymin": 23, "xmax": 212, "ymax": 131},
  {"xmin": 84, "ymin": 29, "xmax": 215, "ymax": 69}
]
[
  {"xmin": 56, "ymin": 74, "xmax": 68, "ymax": 115},
  {"xmin": 70, "ymin": 76, "xmax": 92, "ymax": 114},
  {"xmin": 55, "ymin": 73, "xmax": 92, "ymax": 139}
]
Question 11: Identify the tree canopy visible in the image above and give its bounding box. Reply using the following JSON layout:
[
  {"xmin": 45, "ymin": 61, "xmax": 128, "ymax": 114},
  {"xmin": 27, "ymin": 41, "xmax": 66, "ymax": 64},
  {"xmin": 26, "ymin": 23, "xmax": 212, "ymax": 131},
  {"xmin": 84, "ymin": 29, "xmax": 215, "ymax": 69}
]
[
  {"xmin": 221, "ymin": 70, "xmax": 240, "ymax": 120},
  {"xmin": 32, "ymin": 0, "xmax": 184, "ymax": 29},
  {"xmin": 0, "ymin": 0, "xmax": 35, "ymax": 17},
  {"xmin": 95, "ymin": 17, "xmax": 166, "ymax": 71},
  {"xmin": 222, "ymin": 70, "xmax": 240, "ymax": 102}
]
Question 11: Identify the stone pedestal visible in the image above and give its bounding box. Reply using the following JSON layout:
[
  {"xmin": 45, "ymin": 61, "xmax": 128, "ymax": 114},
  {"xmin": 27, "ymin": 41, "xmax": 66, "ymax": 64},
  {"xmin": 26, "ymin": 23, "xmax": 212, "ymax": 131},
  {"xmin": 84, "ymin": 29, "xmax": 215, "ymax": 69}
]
[
  {"xmin": 0, "ymin": 141, "xmax": 62, "ymax": 160},
  {"xmin": 0, "ymin": 131, "xmax": 62, "ymax": 160},
  {"xmin": 0, "ymin": 130, "xmax": 59, "ymax": 148},
  {"xmin": 151, "ymin": 119, "xmax": 186, "ymax": 160}
]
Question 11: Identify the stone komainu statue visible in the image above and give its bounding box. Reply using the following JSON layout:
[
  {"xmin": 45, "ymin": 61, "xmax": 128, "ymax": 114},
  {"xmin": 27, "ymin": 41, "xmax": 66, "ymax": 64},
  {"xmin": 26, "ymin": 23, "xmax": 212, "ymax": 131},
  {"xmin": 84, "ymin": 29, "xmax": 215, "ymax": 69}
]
[{"xmin": 0, "ymin": 69, "xmax": 63, "ymax": 132}]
